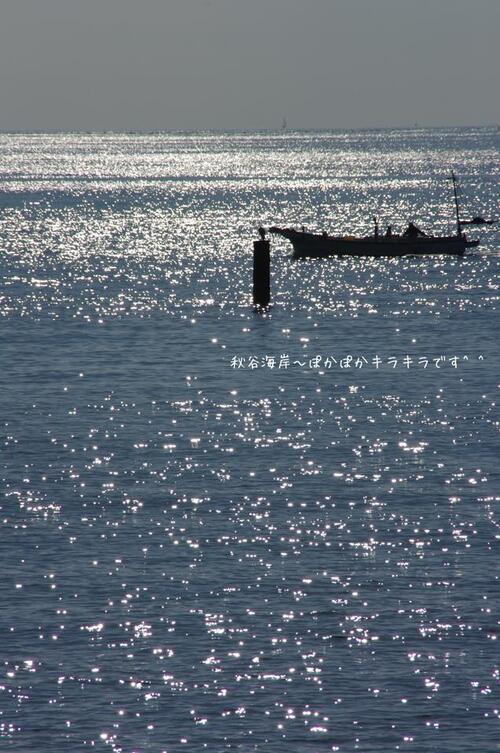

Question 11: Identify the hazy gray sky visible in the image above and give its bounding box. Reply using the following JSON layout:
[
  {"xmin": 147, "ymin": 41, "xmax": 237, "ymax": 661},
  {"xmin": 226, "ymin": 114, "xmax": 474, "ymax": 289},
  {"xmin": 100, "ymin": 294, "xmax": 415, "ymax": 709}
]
[{"xmin": 1, "ymin": 0, "xmax": 498, "ymax": 131}]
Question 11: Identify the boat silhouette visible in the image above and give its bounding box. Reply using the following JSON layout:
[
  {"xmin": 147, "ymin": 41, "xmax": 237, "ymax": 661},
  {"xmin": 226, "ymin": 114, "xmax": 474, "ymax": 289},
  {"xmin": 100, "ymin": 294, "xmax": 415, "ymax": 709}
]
[{"xmin": 269, "ymin": 173, "xmax": 483, "ymax": 259}]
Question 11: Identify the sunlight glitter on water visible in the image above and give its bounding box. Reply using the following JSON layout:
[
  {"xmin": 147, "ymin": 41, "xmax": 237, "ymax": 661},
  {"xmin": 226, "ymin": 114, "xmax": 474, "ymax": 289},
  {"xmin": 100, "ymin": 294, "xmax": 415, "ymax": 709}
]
[{"xmin": 0, "ymin": 129, "xmax": 499, "ymax": 752}]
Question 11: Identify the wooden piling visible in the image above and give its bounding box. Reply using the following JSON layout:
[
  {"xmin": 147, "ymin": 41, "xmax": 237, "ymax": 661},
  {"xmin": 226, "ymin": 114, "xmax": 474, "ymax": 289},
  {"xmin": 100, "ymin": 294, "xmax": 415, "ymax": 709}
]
[{"xmin": 253, "ymin": 239, "xmax": 270, "ymax": 308}]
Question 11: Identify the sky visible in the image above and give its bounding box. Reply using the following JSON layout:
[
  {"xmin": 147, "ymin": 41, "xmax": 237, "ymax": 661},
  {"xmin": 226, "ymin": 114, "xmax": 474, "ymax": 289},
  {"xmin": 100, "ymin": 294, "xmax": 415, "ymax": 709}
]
[{"xmin": 0, "ymin": 0, "xmax": 499, "ymax": 131}]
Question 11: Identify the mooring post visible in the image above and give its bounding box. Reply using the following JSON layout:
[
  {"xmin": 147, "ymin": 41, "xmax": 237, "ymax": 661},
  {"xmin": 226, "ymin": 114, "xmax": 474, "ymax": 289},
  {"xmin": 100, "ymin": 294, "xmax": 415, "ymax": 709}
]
[{"xmin": 253, "ymin": 231, "xmax": 270, "ymax": 308}]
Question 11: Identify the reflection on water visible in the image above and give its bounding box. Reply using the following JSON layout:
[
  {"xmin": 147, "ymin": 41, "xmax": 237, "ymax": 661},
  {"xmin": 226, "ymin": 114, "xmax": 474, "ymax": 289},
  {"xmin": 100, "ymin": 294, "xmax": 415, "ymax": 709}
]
[{"xmin": 0, "ymin": 130, "xmax": 499, "ymax": 752}]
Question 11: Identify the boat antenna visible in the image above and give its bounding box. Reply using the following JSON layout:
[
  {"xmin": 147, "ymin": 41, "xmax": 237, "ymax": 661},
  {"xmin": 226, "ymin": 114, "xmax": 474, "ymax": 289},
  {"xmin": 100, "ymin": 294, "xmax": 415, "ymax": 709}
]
[{"xmin": 451, "ymin": 170, "xmax": 462, "ymax": 235}]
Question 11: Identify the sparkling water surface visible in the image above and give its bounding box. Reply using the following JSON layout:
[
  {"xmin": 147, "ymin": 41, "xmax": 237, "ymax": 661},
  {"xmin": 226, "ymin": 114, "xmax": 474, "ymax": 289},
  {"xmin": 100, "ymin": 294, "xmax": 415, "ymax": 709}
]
[{"xmin": 1, "ymin": 130, "xmax": 499, "ymax": 752}]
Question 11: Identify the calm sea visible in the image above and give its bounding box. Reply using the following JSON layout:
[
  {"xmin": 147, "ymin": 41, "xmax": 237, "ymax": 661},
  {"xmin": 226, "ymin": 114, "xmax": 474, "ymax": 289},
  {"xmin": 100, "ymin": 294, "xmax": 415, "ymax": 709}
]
[{"xmin": 0, "ymin": 130, "xmax": 499, "ymax": 752}]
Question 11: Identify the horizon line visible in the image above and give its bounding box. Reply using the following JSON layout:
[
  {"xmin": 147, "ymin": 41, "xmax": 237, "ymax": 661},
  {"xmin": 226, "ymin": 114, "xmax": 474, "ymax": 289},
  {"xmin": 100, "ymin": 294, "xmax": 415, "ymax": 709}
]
[{"xmin": 0, "ymin": 124, "xmax": 498, "ymax": 136}]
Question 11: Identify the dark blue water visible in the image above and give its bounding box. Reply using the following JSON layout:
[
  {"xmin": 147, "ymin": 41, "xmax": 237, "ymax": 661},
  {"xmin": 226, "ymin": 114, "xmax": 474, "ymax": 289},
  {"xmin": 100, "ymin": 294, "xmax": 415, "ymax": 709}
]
[{"xmin": 1, "ymin": 130, "xmax": 499, "ymax": 752}]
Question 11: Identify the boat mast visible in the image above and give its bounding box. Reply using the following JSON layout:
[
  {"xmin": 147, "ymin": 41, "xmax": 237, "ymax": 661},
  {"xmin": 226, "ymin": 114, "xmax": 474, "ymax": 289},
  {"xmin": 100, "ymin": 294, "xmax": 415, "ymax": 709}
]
[{"xmin": 451, "ymin": 171, "xmax": 462, "ymax": 235}]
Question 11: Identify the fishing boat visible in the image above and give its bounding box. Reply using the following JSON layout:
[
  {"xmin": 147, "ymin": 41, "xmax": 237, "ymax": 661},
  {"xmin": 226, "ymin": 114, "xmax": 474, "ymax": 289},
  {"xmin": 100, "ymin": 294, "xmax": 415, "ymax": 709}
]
[{"xmin": 268, "ymin": 173, "xmax": 482, "ymax": 259}]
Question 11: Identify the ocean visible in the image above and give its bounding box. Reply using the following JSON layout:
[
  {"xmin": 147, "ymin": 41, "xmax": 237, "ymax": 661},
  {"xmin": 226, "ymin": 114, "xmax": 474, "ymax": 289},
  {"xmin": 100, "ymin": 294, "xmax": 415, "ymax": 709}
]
[{"xmin": 0, "ymin": 129, "xmax": 499, "ymax": 752}]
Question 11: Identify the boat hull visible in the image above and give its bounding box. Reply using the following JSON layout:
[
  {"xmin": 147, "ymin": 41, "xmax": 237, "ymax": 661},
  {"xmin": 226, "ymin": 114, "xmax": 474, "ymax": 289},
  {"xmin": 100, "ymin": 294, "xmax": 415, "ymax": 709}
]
[{"xmin": 269, "ymin": 228, "xmax": 479, "ymax": 259}]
